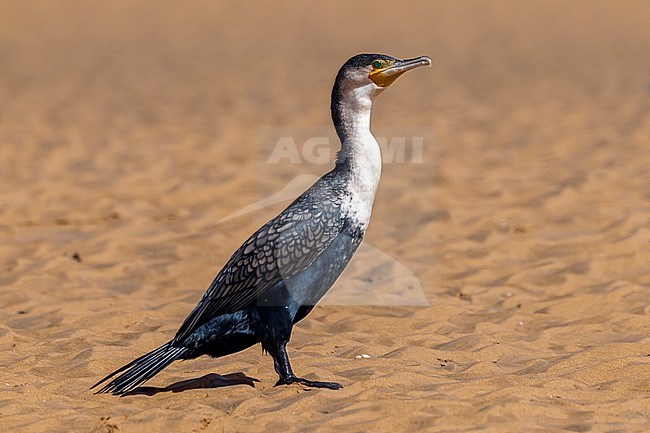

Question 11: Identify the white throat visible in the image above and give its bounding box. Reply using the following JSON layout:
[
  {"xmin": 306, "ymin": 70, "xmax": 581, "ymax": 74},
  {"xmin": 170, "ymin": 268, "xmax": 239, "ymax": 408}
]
[{"xmin": 334, "ymin": 83, "xmax": 384, "ymax": 231}]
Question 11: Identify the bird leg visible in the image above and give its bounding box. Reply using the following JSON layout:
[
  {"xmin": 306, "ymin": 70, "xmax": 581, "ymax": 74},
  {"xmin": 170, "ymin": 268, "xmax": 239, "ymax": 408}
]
[{"xmin": 271, "ymin": 342, "xmax": 342, "ymax": 390}]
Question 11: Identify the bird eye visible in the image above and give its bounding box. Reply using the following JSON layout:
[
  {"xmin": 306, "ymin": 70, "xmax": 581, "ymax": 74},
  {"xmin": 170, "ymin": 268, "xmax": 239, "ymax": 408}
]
[{"xmin": 371, "ymin": 60, "xmax": 384, "ymax": 69}]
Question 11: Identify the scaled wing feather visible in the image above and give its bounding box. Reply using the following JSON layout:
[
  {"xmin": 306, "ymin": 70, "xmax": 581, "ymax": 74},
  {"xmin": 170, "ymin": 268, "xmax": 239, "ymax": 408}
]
[{"xmin": 173, "ymin": 195, "xmax": 343, "ymax": 343}]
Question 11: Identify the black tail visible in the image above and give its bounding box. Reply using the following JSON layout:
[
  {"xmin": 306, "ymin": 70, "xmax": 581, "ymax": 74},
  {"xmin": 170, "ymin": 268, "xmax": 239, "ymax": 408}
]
[{"xmin": 92, "ymin": 342, "xmax": 188, "ymax": 395}]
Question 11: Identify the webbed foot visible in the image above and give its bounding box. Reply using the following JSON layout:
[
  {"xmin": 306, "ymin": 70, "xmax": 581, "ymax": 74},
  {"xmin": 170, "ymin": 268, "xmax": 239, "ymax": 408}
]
[{"xmin": 275, "ymin": 375, "xmax": 342, "ymax": 390}]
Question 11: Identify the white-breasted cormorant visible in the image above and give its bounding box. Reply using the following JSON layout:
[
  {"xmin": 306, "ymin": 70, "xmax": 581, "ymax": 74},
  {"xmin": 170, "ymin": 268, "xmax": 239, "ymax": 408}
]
[{"xmin": 93, "ymin": 53, "xmax": 431, "ymax": 395}]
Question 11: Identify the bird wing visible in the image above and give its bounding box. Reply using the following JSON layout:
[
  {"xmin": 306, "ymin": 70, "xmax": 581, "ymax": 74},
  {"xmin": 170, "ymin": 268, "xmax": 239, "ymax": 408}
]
[{"xmin": 172, "ymin": 194, "xmax": 345, "ymax": 343}]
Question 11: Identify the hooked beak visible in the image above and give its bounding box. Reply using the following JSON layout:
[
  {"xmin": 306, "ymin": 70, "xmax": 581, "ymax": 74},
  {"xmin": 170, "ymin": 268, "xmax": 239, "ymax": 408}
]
[{"xmin": 369, "ymin": 56, "xmax": 432, "ymax": 87}]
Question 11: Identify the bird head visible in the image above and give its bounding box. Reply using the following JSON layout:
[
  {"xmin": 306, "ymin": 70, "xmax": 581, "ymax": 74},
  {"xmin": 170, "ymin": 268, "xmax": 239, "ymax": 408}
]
[
  {"xmin": 330, "ymin": 53, "xmax": 431, "ymax": 142},
  {"xmin": 334, "ymin": 54, "xmax": 431, "ymax": 99}
]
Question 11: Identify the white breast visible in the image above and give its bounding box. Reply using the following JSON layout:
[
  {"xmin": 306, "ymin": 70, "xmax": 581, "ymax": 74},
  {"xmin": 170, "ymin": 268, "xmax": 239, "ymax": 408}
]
[{"xmin": 340, "ymin": 131, "xmax": 382, "ymax": 231}]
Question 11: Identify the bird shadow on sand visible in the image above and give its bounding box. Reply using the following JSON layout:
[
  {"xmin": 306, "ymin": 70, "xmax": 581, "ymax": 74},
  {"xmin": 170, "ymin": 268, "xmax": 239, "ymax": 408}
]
[{"xmin": 125, "ymin": 372, "xmax": 259, "ymax": 396}]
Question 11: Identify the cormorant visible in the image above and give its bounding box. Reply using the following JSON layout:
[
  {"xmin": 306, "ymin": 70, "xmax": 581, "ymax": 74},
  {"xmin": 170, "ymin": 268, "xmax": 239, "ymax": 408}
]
[{"xmin": 93, "ymin": 53, "xmax": 431, "ymax": 395}]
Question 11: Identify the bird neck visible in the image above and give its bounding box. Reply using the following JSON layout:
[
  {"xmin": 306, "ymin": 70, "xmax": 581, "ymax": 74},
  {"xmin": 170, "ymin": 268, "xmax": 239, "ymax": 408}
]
[{"xmin": 331, "ymin": 83, "xmax": 383, "ymax": 176}]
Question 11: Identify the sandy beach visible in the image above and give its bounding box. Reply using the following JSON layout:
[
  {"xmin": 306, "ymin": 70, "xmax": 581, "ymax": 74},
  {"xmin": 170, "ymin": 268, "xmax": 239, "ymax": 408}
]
[{"xmin": 1, "ymin": 1, "xmax": 649, "ymax": 432}]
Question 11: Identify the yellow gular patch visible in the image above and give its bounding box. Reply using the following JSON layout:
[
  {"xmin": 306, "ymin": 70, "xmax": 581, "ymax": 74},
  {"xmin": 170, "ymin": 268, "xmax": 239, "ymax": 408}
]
[{"xmin": 369, "ymin": 71, "xmax": 405, "ymax": 87}]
